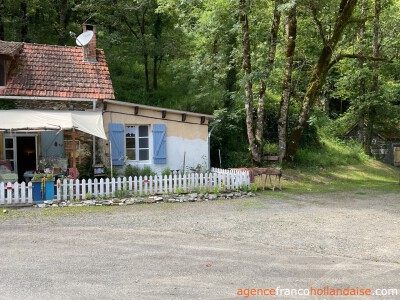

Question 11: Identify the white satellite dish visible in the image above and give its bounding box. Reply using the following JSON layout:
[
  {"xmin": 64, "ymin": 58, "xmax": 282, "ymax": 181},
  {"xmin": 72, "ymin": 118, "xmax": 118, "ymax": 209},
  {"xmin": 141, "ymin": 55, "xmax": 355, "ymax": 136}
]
[{"xmin": 76, "ymin": 30, "xmax": 94, "ymax": 47}]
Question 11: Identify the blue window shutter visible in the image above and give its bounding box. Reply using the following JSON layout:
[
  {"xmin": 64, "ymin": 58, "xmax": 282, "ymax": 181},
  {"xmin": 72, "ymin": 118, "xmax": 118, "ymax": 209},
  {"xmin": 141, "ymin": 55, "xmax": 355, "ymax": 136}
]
[
  {"xmin": 153, "ymin": 124, "xmax": 167, "ymax": 164},
  {"xmin": 109, "ymin": 123, "xmax": 125, "ymax": 166}
]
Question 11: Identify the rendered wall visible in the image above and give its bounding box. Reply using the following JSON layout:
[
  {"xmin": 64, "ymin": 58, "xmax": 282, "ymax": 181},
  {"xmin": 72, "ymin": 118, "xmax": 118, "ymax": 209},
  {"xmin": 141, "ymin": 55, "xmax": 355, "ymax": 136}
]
[{"xmin": 103, "ymin": 103, "xmax": 210, "ymax": 173}]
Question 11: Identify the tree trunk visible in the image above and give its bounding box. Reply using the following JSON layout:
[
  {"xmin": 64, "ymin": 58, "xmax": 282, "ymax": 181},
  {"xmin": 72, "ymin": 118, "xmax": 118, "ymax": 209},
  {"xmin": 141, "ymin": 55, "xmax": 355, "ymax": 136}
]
[
  {"xmin": 20, "ymin": 1, "xmax": 28, "ymax": 42},
  {"xmin": 152, "ymin": 13, "xmax": 162, "ymax": 90},
  {"xmin": 144, "ymin": 53, "xmax": 150, "ymax": 92},
  {"xmin": 239, "ymin": 0, "xmax": 260, "ymax": 164},
  {"xmin": 153, "ymin": 56, "xmax": 158, "ymax": 90},
  {"xmin": 0, "ymin": 0, "xmax": 4, "ymax": 40},
  {"xmin": 366, "ymin": 0, "xmax": 380, "ymax": 154},
  {"xmin": 255, "ymin": 0, "xmax": 281, "ymax": 154},
  {"xmin": 357, "ymin": 0, "xmax": 366, "ymax": 146},
  {"xmin": 285, "ymin": 0, "xmax": 358, "ymax": 165},
  {"xmin": 58, "ymin": 0, "xmax": 69, "ymax": 45},
  {"xmin": 278, "ymin": 4, "xmax": 296, "ymax": 163}
]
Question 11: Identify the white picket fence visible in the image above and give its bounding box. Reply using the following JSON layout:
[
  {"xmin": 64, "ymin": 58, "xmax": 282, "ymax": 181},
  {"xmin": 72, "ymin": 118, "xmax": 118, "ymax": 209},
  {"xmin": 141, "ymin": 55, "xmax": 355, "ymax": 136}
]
[
  {"xmin": 0, "ymin": 170, "xmax": 250, "ymax": 205},
  {"xmin": 0, "ymin": 181, "xmax": 33, "ymax": 206}
]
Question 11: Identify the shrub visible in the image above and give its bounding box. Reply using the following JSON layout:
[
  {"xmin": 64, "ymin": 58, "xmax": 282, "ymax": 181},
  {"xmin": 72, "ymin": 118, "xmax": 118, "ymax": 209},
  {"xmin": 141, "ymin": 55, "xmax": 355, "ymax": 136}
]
[{"xmin": 124, "ymin": 164, "xmax": 156, "ymax": 177}]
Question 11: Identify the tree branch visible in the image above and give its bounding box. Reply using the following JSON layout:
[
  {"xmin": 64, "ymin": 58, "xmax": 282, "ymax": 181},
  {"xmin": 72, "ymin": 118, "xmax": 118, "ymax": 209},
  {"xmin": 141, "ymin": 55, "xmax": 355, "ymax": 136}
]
[
  {"xmin": 328, "ymin": 53, "xmax": 393, "ymax": 70},
  {"xmin": 122, "ymin": 16, "xmax": 139, "ymax": 39},
  {"xmin": 310, "ymin": 4, "xmax": 327, "ymax": 45}
]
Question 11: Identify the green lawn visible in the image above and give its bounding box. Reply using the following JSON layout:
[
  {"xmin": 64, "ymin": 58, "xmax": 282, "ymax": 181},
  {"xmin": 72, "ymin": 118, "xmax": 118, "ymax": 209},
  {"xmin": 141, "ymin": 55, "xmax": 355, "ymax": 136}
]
[{"xmin": 256, "ymin": 159, "xmax": 400, "ymax": 193}]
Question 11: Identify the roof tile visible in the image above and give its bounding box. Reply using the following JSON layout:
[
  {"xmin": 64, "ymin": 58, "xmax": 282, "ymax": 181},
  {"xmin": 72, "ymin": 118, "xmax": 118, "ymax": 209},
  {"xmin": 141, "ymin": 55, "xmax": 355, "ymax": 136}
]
[{"xmin": 0, "ymin": 42, "xmax": 115, "ymax": 100}]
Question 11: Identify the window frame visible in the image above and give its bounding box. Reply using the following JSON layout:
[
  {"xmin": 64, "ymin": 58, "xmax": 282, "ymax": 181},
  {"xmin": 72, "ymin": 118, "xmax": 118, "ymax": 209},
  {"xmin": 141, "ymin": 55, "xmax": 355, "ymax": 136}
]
[{"xmin": 125, "ymin": 125, "xmax": 150, "ymax": 163}]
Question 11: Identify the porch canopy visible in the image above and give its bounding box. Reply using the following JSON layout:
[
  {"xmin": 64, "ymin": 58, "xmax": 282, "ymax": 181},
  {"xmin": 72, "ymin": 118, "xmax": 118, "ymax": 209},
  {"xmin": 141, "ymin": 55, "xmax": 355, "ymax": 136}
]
[{"xmin": 0, "ymin": 109, "xmax": 106, "ymax": 139}]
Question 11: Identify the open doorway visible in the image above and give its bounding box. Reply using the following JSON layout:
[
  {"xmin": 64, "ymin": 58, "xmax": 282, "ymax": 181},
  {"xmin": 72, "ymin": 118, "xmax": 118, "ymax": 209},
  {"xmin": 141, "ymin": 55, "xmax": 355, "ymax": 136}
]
[{"xmin": 16, "ymin": 136, "xmax": 37, "ymax": 182}]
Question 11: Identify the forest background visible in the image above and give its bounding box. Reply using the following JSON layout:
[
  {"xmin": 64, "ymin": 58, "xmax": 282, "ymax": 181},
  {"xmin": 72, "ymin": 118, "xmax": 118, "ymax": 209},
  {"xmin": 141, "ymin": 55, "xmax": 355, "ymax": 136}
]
[{"xmin": 1, "ymin": 0, "xmax": 399, "ymax": 168}]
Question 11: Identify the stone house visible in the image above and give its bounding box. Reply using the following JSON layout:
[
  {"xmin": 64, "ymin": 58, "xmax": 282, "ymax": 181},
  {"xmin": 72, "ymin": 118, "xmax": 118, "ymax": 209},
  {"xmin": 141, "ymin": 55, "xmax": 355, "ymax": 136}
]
[
  {"xmin": 0, "ymin": 24, "xmax": 115, "ymax": 181},
  {"xmin": 0, "ymin": 24, "xmax": 214, "ymax": 180}
]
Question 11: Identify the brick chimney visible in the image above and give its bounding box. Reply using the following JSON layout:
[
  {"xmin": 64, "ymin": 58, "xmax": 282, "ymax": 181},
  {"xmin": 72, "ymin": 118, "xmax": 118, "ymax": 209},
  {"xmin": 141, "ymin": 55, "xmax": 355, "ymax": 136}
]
[{"xmin": 82, "ymin": 23, "xmax": 97, "ymax": 62}]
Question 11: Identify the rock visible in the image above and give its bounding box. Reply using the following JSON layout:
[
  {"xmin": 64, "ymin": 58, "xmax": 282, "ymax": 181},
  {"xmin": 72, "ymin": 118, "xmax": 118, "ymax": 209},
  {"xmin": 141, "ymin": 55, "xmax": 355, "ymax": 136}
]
[
  {"xmin": 134, "ymin": 198, "xmax": 144, "ymax": 204},
  {"xmin": 226, "ymin": 193, "xmax": 234, "ymax": 198},
  {"xmin": 100, "ymin": 200, "xmax": 112, "ymax": 206},
  {"xmin": 247, "ymin": 192, "xmax": 255, "ymax": 197},
  {"xmin": 36, "ymin": 204, "xmax": 47, "ymax": 208},
  {"xmin": 52, "ymin": 204, "xmax": 58, "ymax": 207},
  {"xmin": 154, "ymin": 196, "xmax": 163, "ymax": 202},
  {"xmin": 44, "ymin": 200, "xmax": 54, "ymax": 205},
  {"xmin": 3, "ymin": 209, "xmax": 8, "ymax": 214},
  {"xmin": 234, "ymin": 192, "xmax": 242, "ymax": 198},
  {"xmin": 125, "ymin": 199, "xmax": 135, "ymax": 205},
  {"xmin": 189, "ymin": 193, "xmax": 198, "ymax": 200},
  {"xmin": 208, "ymin": 194, "xmax": 218, "ymax": 200},
  {"xmin": 83, "ymin": 200, "xmax": 96, "ymax": 206},
  {"xmin": 198, "ymin": 193, "xmax": 205, "ymax": 199}
]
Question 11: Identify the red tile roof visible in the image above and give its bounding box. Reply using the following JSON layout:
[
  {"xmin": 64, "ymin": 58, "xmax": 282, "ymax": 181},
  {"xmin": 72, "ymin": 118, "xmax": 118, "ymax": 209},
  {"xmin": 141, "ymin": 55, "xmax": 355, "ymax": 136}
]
[
  {"xmin": 0, "ymin": 42, "xmax": 115, "ymax": 100},
  {"xmin": 0, "ymin": 41, "xmax": 23, "ymax": 57}
]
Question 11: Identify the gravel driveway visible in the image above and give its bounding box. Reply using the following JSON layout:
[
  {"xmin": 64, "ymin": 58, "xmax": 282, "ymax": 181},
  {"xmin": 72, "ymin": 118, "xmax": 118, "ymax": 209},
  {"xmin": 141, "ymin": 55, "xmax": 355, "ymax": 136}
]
[{"xmin": 0, "ymin": 190, "xmax": 399, "ymax": 299}]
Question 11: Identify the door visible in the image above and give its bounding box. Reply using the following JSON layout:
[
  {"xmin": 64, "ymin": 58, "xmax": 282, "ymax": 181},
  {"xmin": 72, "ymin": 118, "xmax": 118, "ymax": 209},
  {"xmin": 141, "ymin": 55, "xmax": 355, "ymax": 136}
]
[
  {"xmin": 16, "ymin": 137, "xmax": 37, "ymax": 181},
  {"xmin": 394, "ymin": 146, "xmax": 400, "ymax": 166}
]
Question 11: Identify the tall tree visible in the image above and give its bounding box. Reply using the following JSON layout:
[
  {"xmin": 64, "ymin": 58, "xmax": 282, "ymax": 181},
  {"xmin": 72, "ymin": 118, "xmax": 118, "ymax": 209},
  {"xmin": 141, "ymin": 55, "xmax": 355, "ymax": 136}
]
[
  {"xmin": 278, "ymin": 2, "xmax": 296, "ymax": 162},
  {"xmin": 285, "ymin": 0, "xmax": 358, "ymax": 165},
  {"xmin": 366, "ymin": 0, "xmax": 380, "ymax": 153},
  {"xmin": 239, "ymin": 0, "xmax": 281, "ymax": 164}
]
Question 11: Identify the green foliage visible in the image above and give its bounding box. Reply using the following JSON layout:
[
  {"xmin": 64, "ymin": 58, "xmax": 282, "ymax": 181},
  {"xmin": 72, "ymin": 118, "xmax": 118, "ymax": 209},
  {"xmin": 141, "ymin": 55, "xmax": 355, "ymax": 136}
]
[
  {"xmin": 295, "ymin": 137, "xmax": 369, "ymax": 168},
  {"xmin": 161, "ymin": 168, "xmax": 171, "ymax": 176},
  {"xmin": 124, "ymin": 165, "xmax": 156, "ymax": 178},
  {"xmin": 263, "ymin": 143, "xmax": 279, "ymax": 155}
]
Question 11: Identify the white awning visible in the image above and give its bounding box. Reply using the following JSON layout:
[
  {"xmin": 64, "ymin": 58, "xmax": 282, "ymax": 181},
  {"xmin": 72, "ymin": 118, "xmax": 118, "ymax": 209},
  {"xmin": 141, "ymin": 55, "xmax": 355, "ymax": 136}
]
[{"xmin": 0, "ymin": 110, "xmax": 107, "ymax": 139}]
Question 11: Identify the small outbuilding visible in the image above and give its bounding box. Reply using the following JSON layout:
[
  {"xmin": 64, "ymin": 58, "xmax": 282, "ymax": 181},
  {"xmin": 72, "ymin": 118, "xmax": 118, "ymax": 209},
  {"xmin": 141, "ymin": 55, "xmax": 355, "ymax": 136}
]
[{"xmin": 345, "ymin": 123, "xmax": 400, "ymax": 167}]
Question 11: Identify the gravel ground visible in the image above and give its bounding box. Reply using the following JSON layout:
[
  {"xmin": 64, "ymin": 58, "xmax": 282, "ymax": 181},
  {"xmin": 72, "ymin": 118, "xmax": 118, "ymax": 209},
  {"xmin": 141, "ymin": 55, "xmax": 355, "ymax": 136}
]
[{"xmin": 0, "ymin": 190, "xmax": 399, "ymax": 299}]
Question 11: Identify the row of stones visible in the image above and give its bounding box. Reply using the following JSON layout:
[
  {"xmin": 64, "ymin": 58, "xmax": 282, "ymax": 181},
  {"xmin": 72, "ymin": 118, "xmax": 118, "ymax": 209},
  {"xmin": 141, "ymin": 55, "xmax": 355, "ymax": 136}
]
[{"xmin": 36, "ymin": 191, "xmax": 256, "ymax": 208}]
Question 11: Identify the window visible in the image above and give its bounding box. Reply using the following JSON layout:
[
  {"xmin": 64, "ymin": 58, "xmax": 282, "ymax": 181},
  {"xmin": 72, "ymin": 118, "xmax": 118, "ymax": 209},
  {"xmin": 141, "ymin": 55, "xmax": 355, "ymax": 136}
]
[
  {"xmin": 125, "ymin": 125, "xmax": 149, "ymax": 161},
  {"xmin": 0, "ymin": 59, "xmax": 5, "ymax": 86}
]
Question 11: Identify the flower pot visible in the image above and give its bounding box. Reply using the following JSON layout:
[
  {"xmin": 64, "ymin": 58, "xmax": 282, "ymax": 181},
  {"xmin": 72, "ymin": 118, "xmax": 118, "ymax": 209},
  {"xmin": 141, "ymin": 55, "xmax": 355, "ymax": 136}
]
[{"xmin": 32, "ymin": 180, "xmax": 54, "ymax": 203}]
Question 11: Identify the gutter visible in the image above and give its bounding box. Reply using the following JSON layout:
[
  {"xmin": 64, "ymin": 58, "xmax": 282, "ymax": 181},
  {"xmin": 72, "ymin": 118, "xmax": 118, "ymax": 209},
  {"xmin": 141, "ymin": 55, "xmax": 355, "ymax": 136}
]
[{"xmin": 0, "ymin": 95, "xmax": 98, "ymax": 103}]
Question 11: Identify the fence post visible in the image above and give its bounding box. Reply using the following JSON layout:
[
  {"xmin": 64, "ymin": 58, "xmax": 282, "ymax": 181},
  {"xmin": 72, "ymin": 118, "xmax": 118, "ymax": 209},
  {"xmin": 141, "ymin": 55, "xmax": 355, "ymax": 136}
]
[
  {"xmin": 0, "ymin": 182, "xmax": 4, "ymax": 205},
  {"xmin": 93, "ymin": 178, "xmax": 98, "ymax": 198},
  {"xmin": 81, "ymin": 179, "xmax": 87, "ymax": 200},
  {"xmin": 111, "ymin": 178, "xmax": 116, "ymax": 197},
  {"xmin": 105, "ymin": 178, "xmax": 110, "ymax": 197},
  {"xmin": 13, "ymin": 182, "xmax": 19, "ymax": 204},
  {"xmin": 21, "ymin": 182, "xmax": 26, "ymax": 204},
  {"xmin": 133, "ymin": 176, "xmax": 138, "ymax": 195},
  {"xmin": 99, "ymin": 178, "xmax": 104, "ymax": 198},
  {"xmin": 144, "ymin": 176, "xmax": 148, "ymax": 195},
  {"xmin": 87, "ymin": 179, "xmax": 93, "ymax": 198},
  {"xmin": 27, "ymin": 182, "xmax": 33, "ymax": 204},
  {"xmin": 149, "ymin": 176, "xmax": 153, "ymax": 195}
]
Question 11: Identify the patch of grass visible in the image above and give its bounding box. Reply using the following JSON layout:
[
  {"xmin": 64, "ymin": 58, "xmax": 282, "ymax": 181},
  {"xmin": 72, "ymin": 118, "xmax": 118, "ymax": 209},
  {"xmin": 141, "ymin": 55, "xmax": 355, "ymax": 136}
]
[
  {"xmin": 281, "ymin": 159, "xmax": 400, "ymax": 193},
  {"xmin": 295, "ymin": 137, "xmax": 369, "ymax": 168}
]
